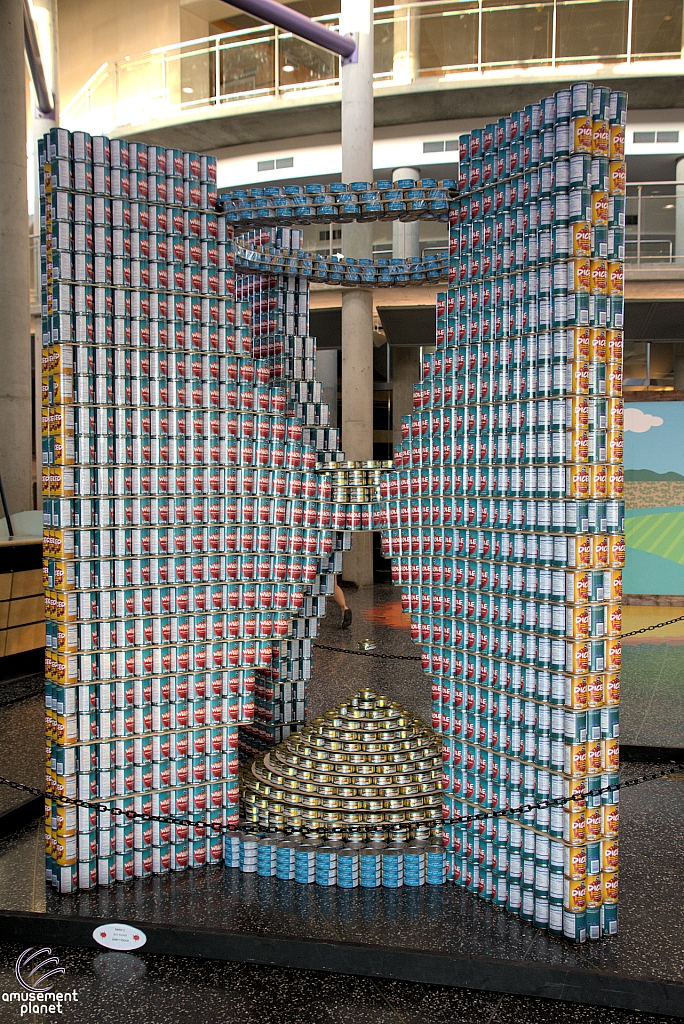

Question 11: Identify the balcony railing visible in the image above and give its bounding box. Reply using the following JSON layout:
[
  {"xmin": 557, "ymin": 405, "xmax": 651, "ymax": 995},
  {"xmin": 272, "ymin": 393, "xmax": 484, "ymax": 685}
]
[
  {"xmin": 60, "ymin": 0, "xmax": 684, "ymax": 136},
  {"xmin": 626, "ymin": 182, "xmax": 684, "ymax": 269}
]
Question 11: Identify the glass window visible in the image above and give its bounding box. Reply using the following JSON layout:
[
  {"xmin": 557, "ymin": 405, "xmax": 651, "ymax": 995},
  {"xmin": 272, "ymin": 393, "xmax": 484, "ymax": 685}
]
[
  {"xmin": 418, "ymin": 2, "xmax": 479, "ymax": 74},
  {"xmin": 624, "ymin": 341, "xmax": 649, "ymax": 385},
  {"xmin": 632, "ymin": 0, "xmax": 683, "ymax": 59},
  {"xmin": 556, "ymin": 0, "xmax": 628, "ymax": 61},
  {"xmin": 482, "ymin": 3, "xmax": 553, "ymax": 67}
]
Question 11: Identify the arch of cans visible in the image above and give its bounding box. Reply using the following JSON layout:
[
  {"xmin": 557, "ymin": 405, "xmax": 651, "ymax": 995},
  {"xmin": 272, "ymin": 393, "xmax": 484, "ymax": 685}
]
[{"xmin": 41, "ymin": 78, "xmax": 624, "ymax": 944}]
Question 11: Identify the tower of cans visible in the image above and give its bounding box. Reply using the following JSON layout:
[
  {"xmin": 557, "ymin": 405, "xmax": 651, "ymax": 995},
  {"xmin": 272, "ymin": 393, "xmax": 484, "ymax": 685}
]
[
  {"xmin": 38, "ymin": 129, "xmax": 341, "ymax": 892},
  {"xmin": 230, "ymin": 267, "xmax": 347, "ymax": 759},
  {"xmin": 380, "ymin": 83, "xmax": 625, "ymax": 942}
]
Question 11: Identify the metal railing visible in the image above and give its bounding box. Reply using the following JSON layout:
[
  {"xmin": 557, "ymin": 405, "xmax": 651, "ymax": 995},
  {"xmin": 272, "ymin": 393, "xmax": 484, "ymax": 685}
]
[
  {"xmin": 60, "ymin": 0, "xmax": 684, "ymax": 135},
  {"xmin": 626, "ymin": 182, "xmax": 683, "ymax": 268}
]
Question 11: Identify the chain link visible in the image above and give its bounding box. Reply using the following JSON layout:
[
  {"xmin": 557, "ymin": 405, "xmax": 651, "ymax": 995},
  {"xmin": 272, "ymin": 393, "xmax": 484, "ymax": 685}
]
[{"xmin": 2, "ymin": 763, "xmax": 682, "ymax": 838}]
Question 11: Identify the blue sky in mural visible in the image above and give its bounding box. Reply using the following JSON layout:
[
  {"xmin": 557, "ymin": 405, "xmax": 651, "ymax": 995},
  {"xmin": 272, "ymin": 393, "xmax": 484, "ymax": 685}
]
[{"xmin": 624, "ymin": 403, "xmax": 684, "ymax": 477}]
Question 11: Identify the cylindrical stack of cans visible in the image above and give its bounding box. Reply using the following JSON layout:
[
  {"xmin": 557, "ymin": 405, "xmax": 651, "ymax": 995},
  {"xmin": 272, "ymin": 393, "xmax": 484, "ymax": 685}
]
[{"xmin": 377, "ymin": 83, "xmax": 624, "ymax": 941}]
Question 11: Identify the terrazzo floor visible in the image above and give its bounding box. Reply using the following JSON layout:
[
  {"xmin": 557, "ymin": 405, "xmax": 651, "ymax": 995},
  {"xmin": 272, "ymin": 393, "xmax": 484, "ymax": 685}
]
[
  {"xmin": 0, "ymin": 587, "xmax": 683, "ymax": 1021},
  {"xmin": 0, "ymin": 941, "xmax": 678, "ymax": 1024}
]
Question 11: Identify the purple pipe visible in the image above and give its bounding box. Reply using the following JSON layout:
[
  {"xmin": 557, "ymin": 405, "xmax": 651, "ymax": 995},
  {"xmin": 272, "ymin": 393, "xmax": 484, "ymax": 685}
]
[{"xmin": 221, "ymin": 0, "xmax": 356, "ymax": 59}]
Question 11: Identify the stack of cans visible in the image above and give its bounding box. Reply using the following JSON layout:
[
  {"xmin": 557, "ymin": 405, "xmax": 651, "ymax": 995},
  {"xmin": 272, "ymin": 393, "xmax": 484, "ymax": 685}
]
[
  {"xmin": 275, "ymin": 838, "xmax": 297, "ymax": 879},
  {"xmin": 239, "ymin": 834, "xmax": 258, "ymax": 873},
  {"xmin": 337, "ymin": 847, "xmax": 359, "ymax": 888},
  {"xmin": 39, "ymin": 127, "xmax": 352, "ymax": 894},
  {"xmin": 240, "ymin": 689, "xmax": 442, "ymax": 835},
  {"xmin": 257, "ymin": 836, "xmax": 278, "ymax": 876},
  {"xmin": 315, "ymin": 844, "xmax": 338, "ymax": 886},
  {"xmin": 40, "ymin": 129, "xmax": 247, "ymax": 892},
  {"xmin": 359, "ymin": 848, "xmax": 382, "ymax": 888},
  {"xmin": 382, "ymin": 848, "xmax": 404, "ymax": 888},
  {"xmin": 404, "ymin": 845, "xmax": 426, "ymax": 886},
  {"xmin": 376, "ymin": 82, "xmax": 624, "ymax": 941},
  {"xmin": 294, "ymin": 843, "xmax": 318, "ymax": 883}
]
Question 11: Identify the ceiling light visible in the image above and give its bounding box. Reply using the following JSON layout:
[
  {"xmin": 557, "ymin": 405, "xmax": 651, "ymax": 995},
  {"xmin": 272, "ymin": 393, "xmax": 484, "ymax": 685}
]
[
  {"xmin": 281, "ymin": 64, "xmax": 295, "ymax": 72},
  {"xmin": 664, "ymin": 203, "xmax": 675, "ymax": 209},
  {"xmin": 182, "ymin": 87, "xmax": 194, "ymax": 94}
]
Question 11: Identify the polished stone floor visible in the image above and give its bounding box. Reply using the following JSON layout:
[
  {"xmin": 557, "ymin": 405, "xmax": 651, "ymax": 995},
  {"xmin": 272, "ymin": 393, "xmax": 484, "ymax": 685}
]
[
  {"xmin": 0, "ymin": 586, "xmax": 683, "ymax": 1021},
  {"xmin": 0, "ymin": 941, "xmax": 679, "ymax": 1024}
]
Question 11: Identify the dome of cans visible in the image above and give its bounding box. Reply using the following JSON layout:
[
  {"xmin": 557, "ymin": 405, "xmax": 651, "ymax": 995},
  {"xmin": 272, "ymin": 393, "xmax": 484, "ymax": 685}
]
[{"xmin": 241, "ymin": 689, "xmax": 443, "ymax": 835}]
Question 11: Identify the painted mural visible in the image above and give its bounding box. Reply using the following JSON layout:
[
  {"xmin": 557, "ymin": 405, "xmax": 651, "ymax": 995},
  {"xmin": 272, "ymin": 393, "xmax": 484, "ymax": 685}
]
[{"xmin": 624, "ymin": 402, "xmax": 684, "ymax": 596}]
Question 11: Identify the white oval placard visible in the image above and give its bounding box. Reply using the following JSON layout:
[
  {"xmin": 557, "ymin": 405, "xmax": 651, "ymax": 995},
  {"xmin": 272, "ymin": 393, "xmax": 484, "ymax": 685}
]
[{"xmin": 93, "ymin": 923, "xmax": 147, "ymax": 951}]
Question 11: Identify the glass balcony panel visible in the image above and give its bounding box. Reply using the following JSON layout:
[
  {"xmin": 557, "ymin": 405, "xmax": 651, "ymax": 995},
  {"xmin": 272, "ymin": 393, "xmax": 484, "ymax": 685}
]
[
  {"xmin": 417, "ymin": 1, "xmax": 479, "ymax": 75},
  {"xmin": 278, "ymin": 32, "xmax": 339, "ymax": 92},
  {"xmin": 632, "ymin": 0, "xmax": 683, "ymax": 60},
  {"xmin": 218, "ymin": 31, "xmax": 276, "ymax": 100},
  {"xmin": 374, "ymin": 13, "xmax": 397, "ymax": 77},
  {"xmin": 481, "ymin": 3, "xmax": 554, "ymax": 68},
  {"xmin": 556, "ymin": 0, "xmax": 628, "ymax": 61},
  {"xmin": 115, "ymin": 52, "xmax": 174, "ymax": 127},
  {"xmin": 156, "ymin": 42, "xmax": 215, "ymax": 112}
]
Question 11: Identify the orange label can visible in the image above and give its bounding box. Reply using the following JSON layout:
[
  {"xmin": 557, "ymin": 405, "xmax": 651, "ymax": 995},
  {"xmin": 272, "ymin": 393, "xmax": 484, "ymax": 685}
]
[
  {"xmin": 592, "ymin": 119, "xmax": 610, "ymax": 155},
  {"xmin": 609, "ymin": 160, "xmax": 626, "ymax": 195},
  {"xmin": 571, "ymin": 221, "xmax": 592, "ymax": 256},
  {"xmin": 607, "ymin": 396, "xmax": 623, "ymax": 428},
  {"xmin": 589, "ymin": 328, "xmax": 606, "ymax": 361},
  {"xmin": 602, "ymin": 870, "xmax": 618, "ymax": 904},
  {"xmin": 608, "ymin": 261, "xmax": 623, "ymax": 294},
  {"xmin": 605, "ymin": 671, "xmax": 620, "ymax": 705},
  {"xmin": 568, "ymin": 258, "xmax": 591, "ymax": 292},
  {"xmin": 564, "ymin": 739, "xmax": 588, "ymax": 775},
  {"xmin": 603, "ymin": 736, "xmax": 620, "ymax": 771},
  {"xmin": 610, "ymin": 124, "xmax": 625, "ymax": 159},
  {"xmin": 565, "ymin": 673, "xmax": 588, "ymax": 708},
  {"xmin": 589, "ymin": 464, "xmax": 607, "ymax": 498},
  {"xmin": 590, "ymin": 259, "xmax": 608, "ymax": 294}
]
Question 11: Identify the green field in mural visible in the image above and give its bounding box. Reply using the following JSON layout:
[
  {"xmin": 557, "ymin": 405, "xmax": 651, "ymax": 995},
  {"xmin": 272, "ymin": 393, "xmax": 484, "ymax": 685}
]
[
  {"xmin": 627, "ymin": 507, "xmax": 684, "ymax": 564},
  {"xmin": 624, "ymin": 406, "xmax": 684, "ymax": 595}
]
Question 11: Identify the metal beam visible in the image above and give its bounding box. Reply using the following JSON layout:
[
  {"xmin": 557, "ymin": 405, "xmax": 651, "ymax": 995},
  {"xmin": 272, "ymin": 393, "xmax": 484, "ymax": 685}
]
[
  {"xmin": 23, "ymin": 0, "xmax": 54, "ymax": 117},
  {"xmin": 220, "ymin": 0, "xmax": 356, "ymax": 60}
]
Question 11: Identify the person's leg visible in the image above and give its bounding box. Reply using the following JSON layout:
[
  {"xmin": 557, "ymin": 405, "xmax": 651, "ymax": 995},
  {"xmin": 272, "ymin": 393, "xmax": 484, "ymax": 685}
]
[{"xmin": 333, "ymin": 578, "xmax": 352, "ymax": 628}]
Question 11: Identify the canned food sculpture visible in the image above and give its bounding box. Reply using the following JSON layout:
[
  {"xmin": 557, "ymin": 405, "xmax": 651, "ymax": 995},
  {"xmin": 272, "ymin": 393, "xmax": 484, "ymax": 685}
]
[
  {"xmin": 39, "ymin": 79, "xmax": 623, "ymax": 944},
  {"xmin": 241, "ymin": 689, "xmax": 443, "ymax": 834},
  {"xmin": 380, "ymin": 82, "xmax": 624, "ymax": 941}
]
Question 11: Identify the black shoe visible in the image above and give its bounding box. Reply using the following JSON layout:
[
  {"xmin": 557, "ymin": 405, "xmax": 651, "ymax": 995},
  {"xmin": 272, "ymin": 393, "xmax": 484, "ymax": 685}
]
[{"xmin": 342, "ymin": 608, "xmax": 352, "ymax": 629}]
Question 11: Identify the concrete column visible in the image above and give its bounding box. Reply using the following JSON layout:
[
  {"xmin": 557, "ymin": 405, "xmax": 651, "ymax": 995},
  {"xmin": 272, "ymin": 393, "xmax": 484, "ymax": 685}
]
[
  {"xmin": 340, "ymin": 0, "xmax": 374, "ymax": 587},
  {"xmin": 676, "ymin": 157, "xmax": 684, "ymax": 263},
  {"xmin": 0, "ymin": 0, "xmax": 33, "ymax": 517},
  {"xmin": 392, "ymin": 166, "xmax": 420, "ymax": 260},
  {"xmin": 317, "ymin": 348, "xmax": 339, "ymax": 430},
  {"xmin": 392, "ymin": 346, "xmax": 420, "ymax": 450},
  {"xmin": 392, "ymin": 3, "xmax": 420, "ymax": 85}
]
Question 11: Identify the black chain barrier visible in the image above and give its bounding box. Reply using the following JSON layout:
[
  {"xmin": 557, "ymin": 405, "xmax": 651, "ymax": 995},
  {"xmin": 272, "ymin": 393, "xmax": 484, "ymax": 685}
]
[
  {"xmin": 2, "ymin": 763, "xmax": 683, "ymax": 840},
  {"xmin": 314, "ymin": 613, "xmax": 684, "ymax": 663},
  {"xmin": 1, "ymin": 616, "xmax": 681, "ymax": 841}
]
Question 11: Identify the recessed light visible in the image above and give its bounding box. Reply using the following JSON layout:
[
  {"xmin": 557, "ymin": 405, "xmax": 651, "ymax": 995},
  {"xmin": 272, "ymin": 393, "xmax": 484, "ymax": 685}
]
[
  {"xmin": 281, "ymin": 64, "xmax": 295, "ymax": 72},
  {"xmin": 182, "ymin": 87, "xmax": 194, "ymax": 94},
  {"xmin": 664, "ymin": 204, "xmax": 675, "ymax": 209}
]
